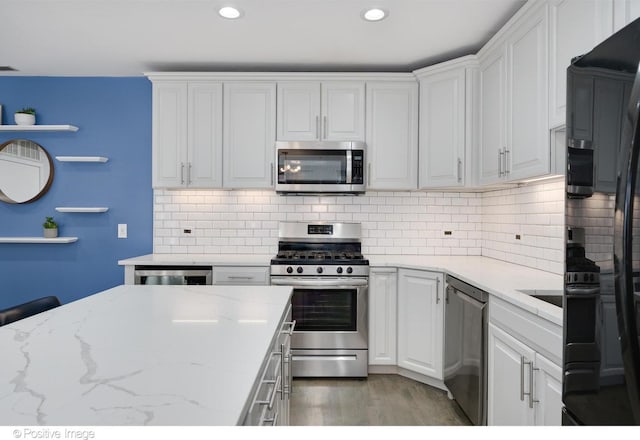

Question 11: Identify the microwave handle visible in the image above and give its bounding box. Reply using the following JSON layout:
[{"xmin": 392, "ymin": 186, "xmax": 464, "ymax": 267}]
[{"xmin": 346, "ymin": 150, "xmax": 353, "ymax": 184}]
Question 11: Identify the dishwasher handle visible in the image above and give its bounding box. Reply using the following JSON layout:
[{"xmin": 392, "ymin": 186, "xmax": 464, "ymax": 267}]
[{"xmin": 452, "ymin": 288, "xmax": 488, "ymax": 309}]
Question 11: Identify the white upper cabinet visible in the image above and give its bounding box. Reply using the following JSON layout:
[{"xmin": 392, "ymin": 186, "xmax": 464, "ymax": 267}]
[
  {"xmin": 365, "ymin": 81, "xmax": 418, "ymax": 190},
  {"xmin": 277, "ymin": 81, "xmax": 365, "ymax": 141},
  {"xmin": 223, "ymin": 82, "xmax": 276, "ymax": 188},
  {"xmin": 416, "ymin": 59, "xmax": 474, "ymax": 188},
  {"xmin": 152, "ymin": 82, "xmax": 187, "ymax": 188},
  {"xmin": 549, "ymin": 0, "xmax": 613, "ymax": 128},
  {"xmin": 188, "ymin": 82, "xmax": 223, "ymax": 188},
  {"xmin": 276, "ymin": 82, "xmax": 321, "ymax": 141},
  {"xmin": 478, "ymin": 49, "xmax": 507, "ymax": 185},
  {"xmin": 506, "ymin": 3, "xmax": 549, "ymax": 181},
  {"xmin": 477, "ymin": 1, "xmax": 550, "ymax": 184},
  {"xmin": 613, "ymin": 0, "xmax": 640, "ymax": 31},
  {"xmin": 152, "ymin": 81, "xmax": 223, "ymax": 188}
]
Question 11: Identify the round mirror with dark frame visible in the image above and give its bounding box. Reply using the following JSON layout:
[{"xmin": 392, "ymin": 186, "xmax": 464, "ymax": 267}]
[{"xmin": 0, "ymin": 139, "xmax": 54, "ymax": 204}]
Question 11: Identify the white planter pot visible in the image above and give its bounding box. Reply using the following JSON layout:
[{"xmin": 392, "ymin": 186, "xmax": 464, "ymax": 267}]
[
  {"xmin": 15, "ymin": 113, "xmax": 35, "ymax": 126},
  {"xmin": 43, "ymin": 228, "xmax": 58, "ymax": 238}
]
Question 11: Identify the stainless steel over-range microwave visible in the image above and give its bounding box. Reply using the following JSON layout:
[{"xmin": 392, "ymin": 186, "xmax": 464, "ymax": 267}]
[{"xmin": 275, "ymin": 141, "xmax": 366, "ymax": 194}]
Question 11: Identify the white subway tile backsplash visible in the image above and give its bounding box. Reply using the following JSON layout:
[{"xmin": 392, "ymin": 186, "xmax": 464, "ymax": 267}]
[{"xmin": 153, "ymin": 179, "xmax": 565, "ymax": 274}]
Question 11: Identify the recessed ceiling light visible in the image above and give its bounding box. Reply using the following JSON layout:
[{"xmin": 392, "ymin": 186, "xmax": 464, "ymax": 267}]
[
  {"xmin": 219, "ymin": 6, "xmax": 242, "ymax": 19},
  {"xmin": 362, "ymin": 8, "xmax": 387, "ymax": 22}
]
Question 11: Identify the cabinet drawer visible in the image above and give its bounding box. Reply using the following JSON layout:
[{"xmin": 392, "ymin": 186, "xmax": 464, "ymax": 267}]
[
  {"xmin": 212, "ymin": 266, "xmax": 270, "ymax": 285},
  {"xmin": 489, "ymin": 296, "xmax": 562, "ymax": 365}
]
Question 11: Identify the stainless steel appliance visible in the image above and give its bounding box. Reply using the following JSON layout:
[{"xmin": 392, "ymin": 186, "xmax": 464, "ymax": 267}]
[
  {"xmin": 563, "ymin": 18, "xmax": 640, "ymax": 425},
  {"xmin": 134, "ymin": 266, "xmax": 213, "ymax": 285},
  {"xmin": 270, "ymin": 222, "xmax": 369, "ymax": 377},
  {"xmin": 275, "ymin": 141, "xmax": 366, "ymax": 194},
  {"xmin": 444, "ymin": 275, "xmax": 488, "ymax": 426}
]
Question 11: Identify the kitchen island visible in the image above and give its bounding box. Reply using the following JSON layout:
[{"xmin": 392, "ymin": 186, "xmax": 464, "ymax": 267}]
[{"xmin": 0, "ymin": 284, "xmax": 293, "ymax": 426}]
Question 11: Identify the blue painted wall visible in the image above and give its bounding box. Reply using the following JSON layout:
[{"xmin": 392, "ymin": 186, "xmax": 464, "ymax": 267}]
[{"xmin": 0, "ymin": 77, "xmax": 152, "ymax": 309}]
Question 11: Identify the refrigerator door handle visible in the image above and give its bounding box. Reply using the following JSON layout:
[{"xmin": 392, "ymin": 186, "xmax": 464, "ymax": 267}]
[{"xmin": 613, "ymin": 76, "xmax": 640, "ymax": 422}]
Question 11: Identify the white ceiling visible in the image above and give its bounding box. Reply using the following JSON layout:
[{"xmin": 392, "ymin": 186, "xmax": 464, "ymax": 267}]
[{"xmin": 2, "ymin": 0, "xmax": 527, "ymax": 76}]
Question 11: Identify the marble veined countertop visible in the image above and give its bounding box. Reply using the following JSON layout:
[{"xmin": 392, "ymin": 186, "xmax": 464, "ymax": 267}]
[{"xmin": 0, "ymin": 284, "xmax": 292, "ymax": 426}]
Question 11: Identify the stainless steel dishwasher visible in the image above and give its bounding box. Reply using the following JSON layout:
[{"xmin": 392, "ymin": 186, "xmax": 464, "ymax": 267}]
[{"xmin": 444, "ymin": 275, "xmax": 488, "ymax": 426}]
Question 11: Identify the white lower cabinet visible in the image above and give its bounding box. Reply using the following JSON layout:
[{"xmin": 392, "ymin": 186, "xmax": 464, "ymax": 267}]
[
  {"xmin": 488, "ymin": 297, "xmax": 562, "ymax": 426},
  {"xmin": 368, "ymin": 268, "xmax": 398, "ymax": 365},
  {"xmin": 212, "ymin": 266, "xmax": 270, "ymax": 285},
  {"xmin": 397, "ymin": 269, "xmax": 444, "ymax": 379}
]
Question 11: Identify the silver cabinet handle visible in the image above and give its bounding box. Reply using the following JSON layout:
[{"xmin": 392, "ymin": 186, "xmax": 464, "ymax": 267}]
[
  {"xmin": 227, "ymin": 275, "xmax": 254, "ymax": 280},
  {"xmin": 367, "ymin": 163, "xmax": 371, "ymax": 187},
  {"xmin": 520, "ymin": 356, "xmax": 526, "ymax": 401},
  {"xmin": 188, "ymin": 163, "xmax": 192, "ymax": 185},
  {"xmin": 498, "ymin": 150, "xmax": 503, "ymax": 177},
  {"xmin": 261, "ymin": 410, "xmax": 279, "ymax": 426},
  {"xmin": 457, "ymin": 158, "xmax": 462, "ymax": 183},
  {"xmin": 504, "ymin": 148, "xmax": 510, "ymax": 176},
  {"xmin": 323, "ymin": 115, "xmax": 328, "ymax": 139},
  {"xmin": 180, "ymin": 162, "xmax": 185, "ymax": 185},
  {"xmin": 315, "ymin": 115, "xmax": 320, "ymax": 139},
  {"xmin": 280, "ymin": 343, "xmax": 285, "ymax": 401},
  {"xmin": 436, "ymin": 277, "xmax": 441, "ymax": 304},
  {"xmin": 281, "ymin": 320, "xmax": 296, "ymax": 336},
  {"xmin": 529, "ymin": 362, "xmax": 539, "ymax": 408}
]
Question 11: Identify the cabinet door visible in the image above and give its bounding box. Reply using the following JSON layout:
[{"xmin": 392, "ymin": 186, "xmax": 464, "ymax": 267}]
[
  {"xmin": 188, "ymin": 82, "xmax": 223, "ymax": 188},
  {"xmin": 277, "ymin": 82, "xmax": 321, "ymax": 141},
  {"xmin": 487, "ymin": 323, "xmax": 535, "ymax": 426},
  {"xmin": 419, "ymin": 68, "xmax": 466, "ymax": 188},
  {"xmin": 321, "ymin": 82, "xmax": 365, "ymax": 141},
  {"xmin": 506, "ymin": 4, "xmax": 550, "ymax": 181},
  {"xmin": 368, "ymin": 268, "xmax": 398, "ymax": 365},
  {"xmin": 534, "ymin": 352, "xmax": 562, "ymax": 426},
  {"xmin": 478, "ymin": 49, "xmax": 506, "ymax": 185},
  {"xmin": 152, "ymin": 82, "xmax": 188, "ymax": 188},
  {"xmin": 613, "ymin": 0, "xmax": 640, "ymax": 31},
  {"xmin": 366, "ymin": 82, "xmax": 418, "ymax": 190},
  {"xmin": 223, "ymin": 82, "xmax": 276, "ymax": 188},
  {"xmin": 397, "ymin": 269, "xmax": 444, "ymax": 379},
  {"xmin": 549, "ymin": 0, "xmax": 613, "ymax": 128}
]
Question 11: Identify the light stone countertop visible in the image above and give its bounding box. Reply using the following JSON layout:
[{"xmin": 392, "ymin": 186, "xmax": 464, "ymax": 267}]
[
  {"xmin": 367, "ymin": 255, "xmax": 563, "ymax": 326},
  {"xmin": 0, "ymin": 284, "xmax": 292, "ymax": 426},
  {"xmin": 118, "ymin": 253, "xmax": 273, "ymax": 266},
  {"xmin": 118, "ymin": 253, "xmax": 564, "ymax": 326}
]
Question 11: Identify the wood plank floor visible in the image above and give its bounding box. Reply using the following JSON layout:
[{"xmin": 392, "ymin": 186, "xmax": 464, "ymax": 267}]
[{"xmin": 290, "ymin": 374, "xmax": 472, "ymax": 426}]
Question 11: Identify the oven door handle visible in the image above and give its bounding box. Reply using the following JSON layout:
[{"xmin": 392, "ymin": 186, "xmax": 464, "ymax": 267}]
[{"xmin": 270, "ymin": 277, "xmax": 368, "ymax": 288}]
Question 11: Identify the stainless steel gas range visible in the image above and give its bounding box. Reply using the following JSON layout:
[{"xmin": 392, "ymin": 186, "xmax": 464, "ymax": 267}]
[{"xmin": 270, "ymin": 222, "xmax": 369, "ymax": 378}]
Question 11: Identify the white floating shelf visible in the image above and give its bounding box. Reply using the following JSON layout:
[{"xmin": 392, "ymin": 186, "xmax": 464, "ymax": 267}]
[
  {"xmin": 55, "ymin": 207, "xmax": 109, "ymax": 213},
  {"xmin": 0, "ymin": 237, "xmax": 78, "ymax": 244},
  {"xmin": 0, "ymin": 124, "xmax": 78, "ymax": 132},
  {"xmin": 56, "ymin": 156, "xmax": 109, "ymax": 163}
]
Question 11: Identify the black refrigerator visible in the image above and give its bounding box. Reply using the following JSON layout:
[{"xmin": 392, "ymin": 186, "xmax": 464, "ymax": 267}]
[{"xmin": 563, "ymin": 17, "xmax": 640, "ymax": 425}]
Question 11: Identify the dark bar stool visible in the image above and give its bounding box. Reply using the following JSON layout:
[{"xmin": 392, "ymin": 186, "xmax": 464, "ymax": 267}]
[{"xmin": 0, "ymin": 296, "xmax": 61, "ymax": 327}]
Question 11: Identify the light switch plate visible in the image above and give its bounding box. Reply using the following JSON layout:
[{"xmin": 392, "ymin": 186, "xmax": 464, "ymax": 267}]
[{"xmin": 118, "ymin": 224, "xmax": 127, "ymax": 239}]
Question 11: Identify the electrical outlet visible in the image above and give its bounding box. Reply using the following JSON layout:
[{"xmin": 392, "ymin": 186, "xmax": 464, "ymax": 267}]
[{"xmin": 118, "ymin": 224, "xmax": 127, "ymax": 239}]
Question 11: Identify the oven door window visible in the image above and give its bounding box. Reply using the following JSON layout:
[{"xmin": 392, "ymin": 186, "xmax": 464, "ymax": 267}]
[
  {"xmin": 291, "ymin": 288, "xmax": 357, "ymax": 331},
  {"xmin": 277, "ymin": 150, "xmax": 347, "ymax": 184}
]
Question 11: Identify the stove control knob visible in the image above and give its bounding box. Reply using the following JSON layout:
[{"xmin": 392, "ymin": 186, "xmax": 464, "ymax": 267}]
[
  {"xmin": 286, "ymin": 266, "xmax": 293, "ymax": 274},
  {"xmin": 346, "ymin": 267, "xmax": 353, "ymax": 274},
  {"xmin": 317, "ymin": 267, "xmax": 323, "ymax": 274},
  {"xmin": 297, "ymin": 266, "xmax": 304, "ymax": 274},
  {"xmin": 336, "ymin": 267, "xmax": 343, "ymax": 274}
]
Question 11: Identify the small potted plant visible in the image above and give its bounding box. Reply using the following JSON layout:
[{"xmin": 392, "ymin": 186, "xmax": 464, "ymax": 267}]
[
  {"xmin": 43, "ymin": 216, "xmax": 58, "ymax": 238},
  {"xmin": 15, "ymin": 107, "xmax": 36, "ymax": 126}
]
